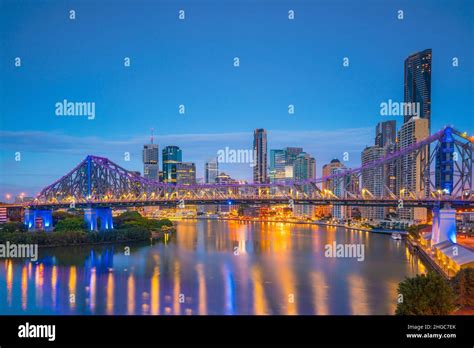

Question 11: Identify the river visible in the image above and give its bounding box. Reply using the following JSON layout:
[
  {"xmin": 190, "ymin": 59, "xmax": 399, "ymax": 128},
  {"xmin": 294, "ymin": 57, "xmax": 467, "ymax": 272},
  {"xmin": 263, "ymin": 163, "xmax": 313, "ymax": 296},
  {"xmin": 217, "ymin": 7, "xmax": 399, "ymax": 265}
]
[{"xmin": 0, "ymin": 220, "xmax": 427, "ymax": 315}]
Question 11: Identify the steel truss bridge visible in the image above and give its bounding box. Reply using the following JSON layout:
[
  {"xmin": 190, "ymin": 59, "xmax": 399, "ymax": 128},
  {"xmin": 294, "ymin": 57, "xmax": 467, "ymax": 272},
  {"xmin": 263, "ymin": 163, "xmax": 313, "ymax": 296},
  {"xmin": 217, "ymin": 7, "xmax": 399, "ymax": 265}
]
[{"xmin": 29, "ymin": 126, "xmax": 473, "ymax": 210}]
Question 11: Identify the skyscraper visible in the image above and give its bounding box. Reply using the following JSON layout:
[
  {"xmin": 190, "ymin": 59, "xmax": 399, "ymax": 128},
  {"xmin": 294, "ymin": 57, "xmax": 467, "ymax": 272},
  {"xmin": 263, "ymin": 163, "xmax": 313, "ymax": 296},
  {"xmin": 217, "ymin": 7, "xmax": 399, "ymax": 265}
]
[
  {"xmin": 397, "ymin": 117, "xmax": 430, "ymax": 222},
  {"xmin": 253, "ymin": 129, "xmax": 267, "ymax": 183},
  {"xmin": 162, "ymin": 146, "xmax": 182, "ymax": 184},
  {"xmin": 293, "ymin": 152, "xmax": 316, "ymax": 181},
  {"xmin": 143, "ymin": 130, "xmax": 159, "ymax": 180},
  {"xmin": 404, "ymin": 49, "xmax": 432, "ymax": 128},
  {"xmin": 176, "ymin": 162, "xmax": 196, "ymax": 185},
  {"xmin": 205, "ymin": 158, "xmax": 219, "ymax": 184},
  {"xmin": 284, "ymin": 147, "xmax": 303, "ymax": 166},
  {"xmin": 269, "ymin": 149, "xmax": 286, "ymax": 183},
  {"xmin": 361, "ymin": 145, "xmax": 386, "ymax": 221},
  {"xmin": 375, "ymin": 120, "xmax": 396, "ymax": 147},
  {"xmin": 321, "ymin": 159, "xmax": 344, "ymax": 217}
]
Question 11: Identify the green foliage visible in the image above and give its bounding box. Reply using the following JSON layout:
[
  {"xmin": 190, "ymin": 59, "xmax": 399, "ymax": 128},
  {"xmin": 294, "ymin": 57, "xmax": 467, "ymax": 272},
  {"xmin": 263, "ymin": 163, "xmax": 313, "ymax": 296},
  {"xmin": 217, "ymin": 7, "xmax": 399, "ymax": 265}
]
[
  {"xmin": 52, "ymin": 211, "xmax": 78, "ymax": 224},
  {"xmin": 54, "ymin": 217, "xmax": 85, "ymax": 232},
  {"xmin": 451, "ymin": 268, "xmax": 474, "ymax": 307},
  {"xmin": 396, "ymin": 272, "xmax": 455, "ymax": 315},
  {"xmin": 0, "ymin": 221, "xmax": 27, "ymax": 233},
  {"xmin": 114, "ymin": 211, "xmax": 143, "ymax": 228},
  {"xmin": 0, "ymin": 210, "xmax": 171, "ymax": 246}
]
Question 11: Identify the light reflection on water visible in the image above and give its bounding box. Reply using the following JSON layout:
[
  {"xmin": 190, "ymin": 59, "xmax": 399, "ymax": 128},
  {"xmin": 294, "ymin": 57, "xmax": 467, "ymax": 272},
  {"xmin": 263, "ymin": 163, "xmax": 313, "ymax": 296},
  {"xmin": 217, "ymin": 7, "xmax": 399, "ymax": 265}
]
[{"xmin": 0, "ymin": 220, "xmax": 426, "ymax": 315}]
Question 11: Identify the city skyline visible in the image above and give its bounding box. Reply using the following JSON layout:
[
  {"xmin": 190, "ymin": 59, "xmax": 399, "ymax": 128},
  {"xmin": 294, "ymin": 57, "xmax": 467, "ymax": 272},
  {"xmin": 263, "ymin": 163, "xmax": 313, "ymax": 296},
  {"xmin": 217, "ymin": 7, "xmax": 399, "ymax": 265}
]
[{"xmin": 1, "ymin": 0, "xmax": 473, "ymax": 197}]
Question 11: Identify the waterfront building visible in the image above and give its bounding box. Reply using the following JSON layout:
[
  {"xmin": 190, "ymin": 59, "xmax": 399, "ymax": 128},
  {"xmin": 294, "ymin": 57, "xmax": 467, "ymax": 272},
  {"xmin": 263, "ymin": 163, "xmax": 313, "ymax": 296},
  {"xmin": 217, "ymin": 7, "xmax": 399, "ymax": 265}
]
[
  {"xmin": 361, "ymin": 145, "xmax": 386, "ymax": 221},
  {"xmin": 397, "ymin": 117, "xmax": 430, "ymax": 222},
  {"xmin": 293, "ymin": 152, "xmax": 316, "ymax": 217},
  {"xmin": 321, "ymin": 159, "xmax": 344, "ymax": 217}
]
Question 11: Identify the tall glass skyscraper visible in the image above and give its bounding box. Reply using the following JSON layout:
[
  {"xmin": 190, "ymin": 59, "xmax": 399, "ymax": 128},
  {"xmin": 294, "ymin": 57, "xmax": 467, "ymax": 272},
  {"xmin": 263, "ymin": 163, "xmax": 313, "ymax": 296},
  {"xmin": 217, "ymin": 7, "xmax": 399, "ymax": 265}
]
[
  {"xmin": 404, "ymin": 49, "xmax": 432, "ymax": 129},
  {"xmin": 375, "ymin": 120, "xmax": 396, "ymax": 147},
  {"xmin": 205, "ymin": 158, "xmax": 219, "ymax": 184},
  {"xmin": 253, "ymin": 128, "xmax": 267, "ymax": 183},
  {"xmin": 162, "ymin": 145, "xmax": 182, "ymax": 184},
  {"xmin": 269, "ymin": 149, "xmax": 286, "ymax": 183}
]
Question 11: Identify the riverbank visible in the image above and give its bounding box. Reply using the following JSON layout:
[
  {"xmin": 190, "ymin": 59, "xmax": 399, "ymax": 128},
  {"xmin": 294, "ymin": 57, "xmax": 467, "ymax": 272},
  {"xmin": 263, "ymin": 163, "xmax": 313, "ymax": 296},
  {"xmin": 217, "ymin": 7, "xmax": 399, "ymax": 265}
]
[
  {"xmin": 170, "ymin": 216, "xmax": 407, "ymax": 236},
  {"xmin": 406, "ymin": 237, "xmax": 450, "ymax": 279}
]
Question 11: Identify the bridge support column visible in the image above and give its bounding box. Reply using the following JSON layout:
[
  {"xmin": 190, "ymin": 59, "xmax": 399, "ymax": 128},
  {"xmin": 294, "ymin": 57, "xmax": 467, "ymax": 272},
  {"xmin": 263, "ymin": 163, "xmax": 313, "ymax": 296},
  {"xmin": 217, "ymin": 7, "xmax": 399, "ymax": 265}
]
[
  {"xmin": 97, "ymin": 207, "xmax": 114, "ymax": 230},
  {"xmin": 24, "ymin": 209, "xmax": 53, "ymax": 231},
  {"xmin": 431, "ymin": 207, "xmax": 456, "ymax": 246},
  {"xmin": 24, "ymin": 209, "xmax": 36, "ymax": 231},
  {"xmin": 84, "ymin": 208, "xmax": 98, "ymax": 231},
  {"xmin": 84, "ymin": 207, "xmax": 113, "ymax": 231}
]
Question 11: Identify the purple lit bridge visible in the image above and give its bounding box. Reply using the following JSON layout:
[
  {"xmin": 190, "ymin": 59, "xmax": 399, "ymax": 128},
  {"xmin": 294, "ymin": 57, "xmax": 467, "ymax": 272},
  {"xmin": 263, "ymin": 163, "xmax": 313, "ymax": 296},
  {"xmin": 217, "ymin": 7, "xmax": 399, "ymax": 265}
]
[{"xmin": 24, "ymin": 126, "xmax": 473, "ymax": 231}]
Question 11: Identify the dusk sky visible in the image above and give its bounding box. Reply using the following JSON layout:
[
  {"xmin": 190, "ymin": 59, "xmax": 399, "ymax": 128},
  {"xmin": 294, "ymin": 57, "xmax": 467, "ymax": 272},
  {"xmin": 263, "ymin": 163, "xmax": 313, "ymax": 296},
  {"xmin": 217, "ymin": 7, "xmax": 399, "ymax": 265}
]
[{"xmin": 1, "ymin": 0, "xmax": 473, "ymax": 197}]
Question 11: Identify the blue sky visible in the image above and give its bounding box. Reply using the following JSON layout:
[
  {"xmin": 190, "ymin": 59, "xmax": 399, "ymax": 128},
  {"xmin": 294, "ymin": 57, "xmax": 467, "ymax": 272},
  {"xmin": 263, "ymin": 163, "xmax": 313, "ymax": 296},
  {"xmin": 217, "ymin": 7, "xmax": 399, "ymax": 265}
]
[{"xmin": 1, "ymin": 0, "xmax": 473, "ymax": 197}]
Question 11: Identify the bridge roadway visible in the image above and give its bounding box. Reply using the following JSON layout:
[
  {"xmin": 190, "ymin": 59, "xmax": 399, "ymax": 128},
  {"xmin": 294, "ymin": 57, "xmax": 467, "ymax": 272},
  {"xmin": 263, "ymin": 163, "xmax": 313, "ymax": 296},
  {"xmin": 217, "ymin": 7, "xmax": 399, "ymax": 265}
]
[{"xmin": 26, "ymin": 197, "xmax": 474, "ymax": 210}]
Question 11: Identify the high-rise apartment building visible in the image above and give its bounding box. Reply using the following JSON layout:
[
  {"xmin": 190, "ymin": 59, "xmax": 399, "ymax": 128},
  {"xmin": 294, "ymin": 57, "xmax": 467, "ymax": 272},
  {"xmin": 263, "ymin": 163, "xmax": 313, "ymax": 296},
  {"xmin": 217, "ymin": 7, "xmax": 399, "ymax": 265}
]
[
  {"xmin": 404, "ymin": 49, "xmax": 432, "ymax": 129},
  {"xmin": 253, "ymin": 129, "xmax": 268, "ymax": 183},
  {"xmin": 361, "ymin": 145, "xmax": 386, "ymax": 220},
  {"xmin": 397, "ymin": 117, "xmax": 430, "ymax": 222}
]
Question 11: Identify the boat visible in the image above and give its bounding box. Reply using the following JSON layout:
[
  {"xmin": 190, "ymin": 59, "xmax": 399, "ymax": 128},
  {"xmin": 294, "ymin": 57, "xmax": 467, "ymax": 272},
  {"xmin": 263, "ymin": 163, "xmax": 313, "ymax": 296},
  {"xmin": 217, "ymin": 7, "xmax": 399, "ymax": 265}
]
[{"xmin": 391, "ymin": 232, "xmax": 402, "ymax": 240}]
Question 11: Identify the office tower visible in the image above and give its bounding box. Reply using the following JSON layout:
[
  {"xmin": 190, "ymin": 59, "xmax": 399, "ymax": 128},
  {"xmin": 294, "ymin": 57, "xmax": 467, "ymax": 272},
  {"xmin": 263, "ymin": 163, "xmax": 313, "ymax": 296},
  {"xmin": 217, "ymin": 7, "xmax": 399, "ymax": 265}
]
[
  {"xmin": 205, "ymin": 158, "xmax": 219, "ymax": 184},
  {"xmin": 143, "ymin": 130, "xmax": 159, "ymax": 180},
  {"xmin": 375, "ymin": 120, "xmax": 396, "ymax": 147},
  {"xmin": 284, "ymin": 147, "xmax": 303, "ymax": 166},
  {"xmin": 361, "ymin": 146, "xmax": 386, "ymax": 221},
  {"xmin": 293, "ymin": 152, "xmax": 316, "ymax": 181},
  {"xmin": 397, "ymin": 117, "xmax": 430, "ymax": 222},
  {"xmin": 176, "ymin": 162, "xmax": 196, "ymax": 185},
  {"xmin": 162, "ymin": 146, "xmax": 182, "ymax": 184},
  {"xmin": 375, "ymin": 121, "xmax": 397, "ymax": 203},
  {"xmin": 253, "ymin": 129, "xmax": 268, "ymax": 183},
  {"xmin": 404, "ymin": 49, "xmax": 432, "ymax": 129},
  {"xmin": 293, "ymin": 152, "xmax": 316, "ymax": 217},
  {"xmin": 269, "ymin": 149, "xmax": 286, "ymax": 183}
]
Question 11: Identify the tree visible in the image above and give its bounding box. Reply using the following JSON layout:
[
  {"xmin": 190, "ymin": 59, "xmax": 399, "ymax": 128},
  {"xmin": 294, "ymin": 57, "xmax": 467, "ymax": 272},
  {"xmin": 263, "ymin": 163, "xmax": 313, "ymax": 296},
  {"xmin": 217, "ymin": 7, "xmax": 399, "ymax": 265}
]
[
  {"xmin": 451, "ymin": 268, "xmax": 474, "ymax": 307},
  {"xmin": 396, "ymin": 272, "xmax": 455, "ymax": 315},
  {"xmin": 54, "ymin": 217, "xmax": 85, "ymax": 232},
  {"xmin": 0, "ymin": 221, "xmax": 27, "ymax": 233}
]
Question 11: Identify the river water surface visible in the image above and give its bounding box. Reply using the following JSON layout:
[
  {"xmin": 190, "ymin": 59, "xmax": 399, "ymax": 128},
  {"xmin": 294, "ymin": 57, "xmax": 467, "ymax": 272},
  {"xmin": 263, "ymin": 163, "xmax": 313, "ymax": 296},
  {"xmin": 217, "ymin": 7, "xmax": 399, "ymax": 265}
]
[{"xmin": 0, "ymin": 220, "xmax": 427, "ymax": 315}]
